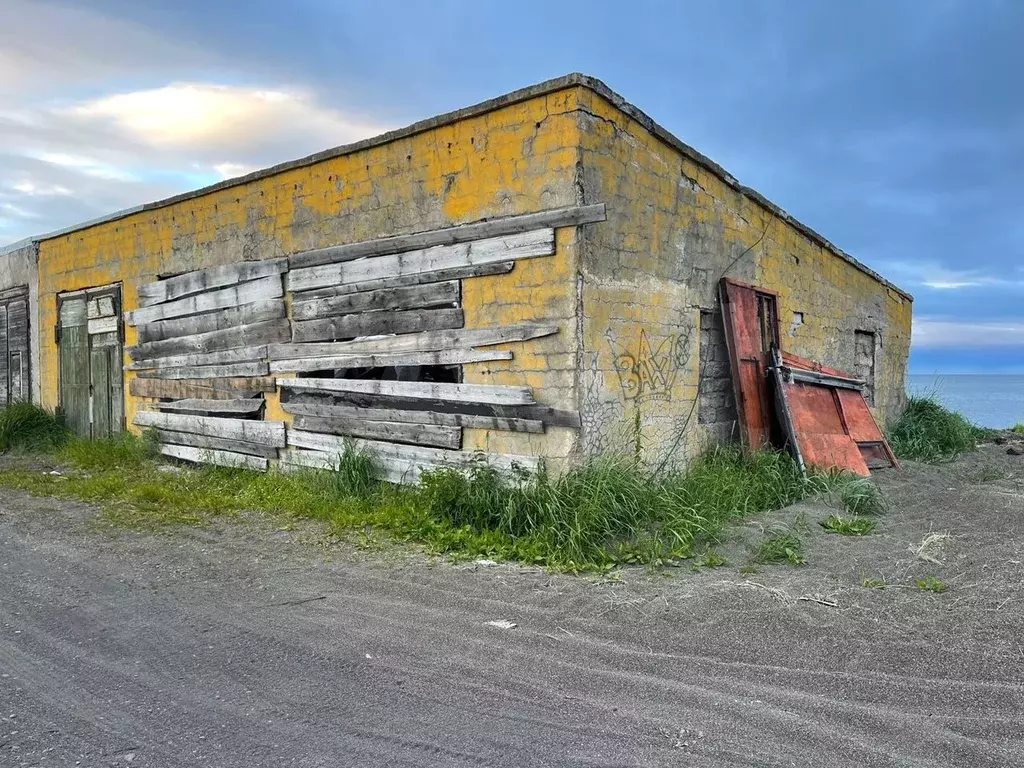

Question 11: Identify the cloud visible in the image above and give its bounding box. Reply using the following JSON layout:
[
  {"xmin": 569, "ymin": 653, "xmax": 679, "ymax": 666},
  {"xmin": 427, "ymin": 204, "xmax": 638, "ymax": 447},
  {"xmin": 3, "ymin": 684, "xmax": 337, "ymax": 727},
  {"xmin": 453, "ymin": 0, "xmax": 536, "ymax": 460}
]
[
  {"xmin": 913, "ymin": 317, "xmax": 1024, "ymax": 348},
  {"xmin": 880, "ymin": 260, "xmax": 1016, "ymax": 291}
]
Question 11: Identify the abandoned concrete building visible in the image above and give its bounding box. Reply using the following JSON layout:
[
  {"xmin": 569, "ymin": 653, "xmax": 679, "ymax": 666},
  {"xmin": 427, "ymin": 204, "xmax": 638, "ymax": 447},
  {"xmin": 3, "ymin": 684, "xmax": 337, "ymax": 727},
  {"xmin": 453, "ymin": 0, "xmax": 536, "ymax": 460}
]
[{"xmin": 0, "ymin": 74, "xmax": 912, "ymax": 478}]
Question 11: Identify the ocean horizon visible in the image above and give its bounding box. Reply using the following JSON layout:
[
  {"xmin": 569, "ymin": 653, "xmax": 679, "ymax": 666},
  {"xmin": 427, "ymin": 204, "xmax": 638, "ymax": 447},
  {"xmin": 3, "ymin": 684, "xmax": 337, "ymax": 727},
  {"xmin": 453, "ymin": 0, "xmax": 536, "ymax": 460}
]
[{"xmin": 907, "ymin": 374, "xmax": 1024, "ymax": 429}]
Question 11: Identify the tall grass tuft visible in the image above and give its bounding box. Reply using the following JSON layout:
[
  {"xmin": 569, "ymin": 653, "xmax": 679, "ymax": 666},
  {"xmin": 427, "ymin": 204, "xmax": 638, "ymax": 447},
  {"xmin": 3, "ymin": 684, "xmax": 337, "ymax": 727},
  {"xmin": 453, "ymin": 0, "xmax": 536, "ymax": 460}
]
[
  {"xmin": 57, "ymin": 432, "xmax": 156, "ymax": 470},
  {"xmin": 0, "ymin": 403, "xmax": 69, "ymax": 453},
  {"xmin": 887, "ymin": 396, "xmax": 984, "ymax": 462},
  {"xmin": 418, "ymin": 446, "xmax": 811, "ymax": 569}
]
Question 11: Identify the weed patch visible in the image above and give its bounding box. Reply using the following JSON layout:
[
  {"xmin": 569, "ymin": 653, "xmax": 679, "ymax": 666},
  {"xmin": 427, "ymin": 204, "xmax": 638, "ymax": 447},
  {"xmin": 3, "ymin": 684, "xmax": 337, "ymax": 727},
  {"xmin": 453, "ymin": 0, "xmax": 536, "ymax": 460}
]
[
  {"xmin": 0, "ymin": 440, "xmax": 829, "ymax": 571},
  {"xmin": 916, "ymin": 576, "xmax": 949, "ymax": 594},
  {"xmin": 819, "ymin": 515, "xmax": 877, "ymax": 536},
  {"xmin": 861, "ymin": 576, "xmax": 886, "ymax": 589},
  {"xmin": 888, "ymin": 397, "xmax": 986, "ymax": 462},
  {"xmin": 0, "ymin": 403, "xmax": 69, "ymax": 453},
  {"xmin": 752, "ymin": 534, "xmax": 805, "ymax": 566}
]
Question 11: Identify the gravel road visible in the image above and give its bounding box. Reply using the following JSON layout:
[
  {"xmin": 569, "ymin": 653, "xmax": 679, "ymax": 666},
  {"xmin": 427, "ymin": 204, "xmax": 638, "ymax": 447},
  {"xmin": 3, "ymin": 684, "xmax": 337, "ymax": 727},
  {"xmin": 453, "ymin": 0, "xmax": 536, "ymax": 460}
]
[{"xmin": 2, "ymin": 445, "xmax": 1023, "ymax": 766}]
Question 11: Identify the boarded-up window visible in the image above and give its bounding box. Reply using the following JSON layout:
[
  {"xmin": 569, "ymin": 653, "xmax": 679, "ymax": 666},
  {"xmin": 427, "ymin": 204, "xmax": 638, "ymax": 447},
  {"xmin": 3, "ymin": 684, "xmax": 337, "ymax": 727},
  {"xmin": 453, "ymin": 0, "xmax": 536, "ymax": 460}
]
[{"xmin": 854, "ymin": 330, "xmax": 876, "ymax": 406}]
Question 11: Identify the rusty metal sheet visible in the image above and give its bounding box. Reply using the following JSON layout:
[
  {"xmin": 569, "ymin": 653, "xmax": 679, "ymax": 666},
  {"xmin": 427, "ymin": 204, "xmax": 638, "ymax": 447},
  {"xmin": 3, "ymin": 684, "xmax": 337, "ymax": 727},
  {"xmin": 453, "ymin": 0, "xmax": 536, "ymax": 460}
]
[
  {"xmin": 719, "ymin": 279, "xmax": 781, "ymax": 450},
  {"xmin": 774, "ymin": 354, "xmax": 898, "ymax": 476}
]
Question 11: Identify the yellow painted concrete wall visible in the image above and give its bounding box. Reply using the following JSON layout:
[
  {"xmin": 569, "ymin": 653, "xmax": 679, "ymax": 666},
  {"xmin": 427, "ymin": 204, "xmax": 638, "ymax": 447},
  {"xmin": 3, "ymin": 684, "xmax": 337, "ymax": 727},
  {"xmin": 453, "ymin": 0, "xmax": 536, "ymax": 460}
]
[
  {"xmin": 575, "ymin": 89, "xmax": 911, "ymax": 466},
  {"xmin": 36, "ymin": 89, "xmax": 585, "ymax": 463}
]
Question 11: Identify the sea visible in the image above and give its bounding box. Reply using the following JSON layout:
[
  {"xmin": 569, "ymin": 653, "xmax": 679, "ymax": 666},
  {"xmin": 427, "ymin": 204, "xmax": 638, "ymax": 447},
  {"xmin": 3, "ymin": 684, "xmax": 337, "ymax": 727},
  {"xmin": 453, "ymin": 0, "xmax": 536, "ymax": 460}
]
[{"xmin": 907, "ymin": 374, "xmax": 1024, "ymax": 429}]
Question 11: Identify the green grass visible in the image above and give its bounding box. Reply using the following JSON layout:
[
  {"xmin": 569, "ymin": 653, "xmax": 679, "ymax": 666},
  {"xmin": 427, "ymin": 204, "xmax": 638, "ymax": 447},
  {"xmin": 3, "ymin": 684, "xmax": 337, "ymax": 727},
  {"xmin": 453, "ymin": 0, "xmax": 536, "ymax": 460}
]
[
  {"xmin": 1012, "ymin": 424, "xmax": 1024, "ymax": 434},
  {"xmin": 0, "ymin": 441, "xmax": 834, "ymax": 572},
  {"xmin": 861, "ymin": 576, "xmax": 887, "ymax": 590},
  {"xmin": 887, "ymin": 396, "xmax": 988, "ymax": 463},
  {"xmin": 819, "ymin": 515, "xmax": 877, "ymax": 536},
  {"xmin": 916, "ymin": 576, "xmax": 949, "ymax": 594},
  {"xmin": 751, "ymin": 533, "xmax": 805, "ymax": 565},
  {"xmin": 0, "ymin": 403, "xmax": 69, "ymax": 453}
]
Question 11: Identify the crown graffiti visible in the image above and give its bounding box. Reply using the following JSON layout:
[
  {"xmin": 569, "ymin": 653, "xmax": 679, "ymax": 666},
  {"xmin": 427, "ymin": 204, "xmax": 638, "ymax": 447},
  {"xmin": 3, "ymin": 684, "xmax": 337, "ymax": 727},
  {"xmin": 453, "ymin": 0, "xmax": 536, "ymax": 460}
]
[{"xmin": 608, "ymin": 329, "xmax": 689, "ymax": 402}]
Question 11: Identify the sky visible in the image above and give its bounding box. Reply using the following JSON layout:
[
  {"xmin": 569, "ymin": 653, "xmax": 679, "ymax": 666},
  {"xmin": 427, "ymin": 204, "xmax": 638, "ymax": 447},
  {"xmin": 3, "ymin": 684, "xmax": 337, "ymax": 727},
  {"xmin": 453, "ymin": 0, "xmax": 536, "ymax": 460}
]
[{"xmin": 1, "ymin": 0, "xmax": 1021, "ymax": 374}]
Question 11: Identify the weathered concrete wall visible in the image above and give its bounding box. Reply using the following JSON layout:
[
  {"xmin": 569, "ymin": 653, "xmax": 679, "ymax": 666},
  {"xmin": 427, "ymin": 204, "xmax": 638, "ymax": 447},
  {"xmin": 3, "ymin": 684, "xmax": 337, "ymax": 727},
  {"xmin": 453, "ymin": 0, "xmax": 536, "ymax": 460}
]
[
  {"xmin": 36, "ymin": 89, "xmax": 585, "ymax": 464},
  {"xmin": 0, "ymin": 242, "xmax": 40, "ymax": 403},
  {"xmin": 575, "ymin": 88, "xmax": 911, "ymax": 466}
]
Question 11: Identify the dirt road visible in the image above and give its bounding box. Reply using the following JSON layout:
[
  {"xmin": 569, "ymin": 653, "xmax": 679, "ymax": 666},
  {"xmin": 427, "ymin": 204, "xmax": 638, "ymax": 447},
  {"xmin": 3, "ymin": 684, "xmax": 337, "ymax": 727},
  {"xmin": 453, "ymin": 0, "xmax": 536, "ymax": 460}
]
[{"xmin": 2, "ymin": 446, "xmax": 1023, "ymax": 766}]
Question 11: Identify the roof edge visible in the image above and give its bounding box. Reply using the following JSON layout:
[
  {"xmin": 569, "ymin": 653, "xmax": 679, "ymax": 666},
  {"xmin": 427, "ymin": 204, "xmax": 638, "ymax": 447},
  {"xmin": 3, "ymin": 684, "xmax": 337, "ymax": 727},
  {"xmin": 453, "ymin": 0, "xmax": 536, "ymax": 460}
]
[{"xmin": 3, "ymin": 72, "xmax": 911, "ymax": 300}]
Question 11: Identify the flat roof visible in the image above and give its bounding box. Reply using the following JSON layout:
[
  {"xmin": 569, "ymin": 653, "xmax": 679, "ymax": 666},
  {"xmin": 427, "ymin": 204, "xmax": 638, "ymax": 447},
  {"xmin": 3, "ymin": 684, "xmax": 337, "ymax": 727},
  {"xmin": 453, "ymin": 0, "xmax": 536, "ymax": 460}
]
[{"xmin": 0, "ymin": 73, "xmax": 911, "ymax": 300}]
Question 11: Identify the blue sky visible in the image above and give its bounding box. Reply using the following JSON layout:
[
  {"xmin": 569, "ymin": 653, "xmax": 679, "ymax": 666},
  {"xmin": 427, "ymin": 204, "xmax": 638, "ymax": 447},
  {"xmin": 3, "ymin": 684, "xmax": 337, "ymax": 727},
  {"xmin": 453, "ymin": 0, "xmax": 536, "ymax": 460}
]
[{"xmin": 1, "ymin": 0, "xmax": 1021, "ymax": 374}]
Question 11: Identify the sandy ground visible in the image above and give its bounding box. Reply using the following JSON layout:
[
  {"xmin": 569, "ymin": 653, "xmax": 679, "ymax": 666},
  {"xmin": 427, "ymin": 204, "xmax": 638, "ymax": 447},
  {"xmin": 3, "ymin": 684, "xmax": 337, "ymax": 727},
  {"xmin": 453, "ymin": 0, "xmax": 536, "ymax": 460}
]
[{"xmin": 1, "ymin": 445, "xmax": 1023, "ymax": 767}]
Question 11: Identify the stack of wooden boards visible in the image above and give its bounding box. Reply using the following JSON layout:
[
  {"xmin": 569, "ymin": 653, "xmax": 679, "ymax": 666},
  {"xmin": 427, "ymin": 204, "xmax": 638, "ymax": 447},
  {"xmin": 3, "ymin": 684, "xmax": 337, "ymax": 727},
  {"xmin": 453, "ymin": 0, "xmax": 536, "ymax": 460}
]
[{"xmin": 123, "ymin": 204, "xmax": 604, "ymax": 481}]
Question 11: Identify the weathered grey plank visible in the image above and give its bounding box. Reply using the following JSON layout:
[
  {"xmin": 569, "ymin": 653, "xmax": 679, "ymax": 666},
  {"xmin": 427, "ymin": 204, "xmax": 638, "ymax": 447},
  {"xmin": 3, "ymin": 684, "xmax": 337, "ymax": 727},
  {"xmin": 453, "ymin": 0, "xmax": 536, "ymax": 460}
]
[
  {"xmin": 282, "ymin": 402, "xmax": 544, "ymax": 434},
  {"xmin": 292, "ymin": 281, "xmax": 459, "ymax": 321},
  {"xmin": 293, "ymin": 414, "xmax": 461, "ymax": 449},
  {"xmin": 287, "ymin": 429, "xmax": 538, "ymax": 473},
  {"xmin": 292, "ymin": 308, "xmax": 464, "ymax": 344},
  {"xmin": 279, "ymin": 377, "xmax": 534, "ymax": 406},
  {"xmin": 269, "ymin": 348, "xmax": 510, "ymax": 374},
  {"xmin": 136, "ymin": 300, "xmax": 285, "ymax": 344},
  {"xmin": 293, "ymin": 261, "xmax": 513, "ymax": 302},
  {"xmin": 277, "ymin": 448, "xmax": 424, "ymax": 486},
  {"xmin": 58, "ymin": 297, "xmax": 88, "ymax": 436},
  {"xmin": 290, "ymin": 392, "xmax": 581, "ymax": 428},
  {"xmin": 134, "ymin": 410, "xmax": 286, "ymax": 446},
  {"xmin": 138, "ymin": 258, "xmax": 287, "ymax": 306},
  {"xmin": 153, "ymin": 398, "xmax": 264, "ymax": 415},
  {"xmin": 129, "ymin": 376, "xmax": 276, "ymax": 401},
  {"xmin": 154, "ymin": 429, "xmax": 279, "ymax": 459},
  {"xmin": 289, "ymin": 204, "xmax": 606, "ymax": 269},
  {"xmin": 87, "ymin": 316, "xmax": 119, "ymax": 336},
  {"xmin": 126, "ymin": 275, "xmax": 283, "ymax": 326},
  {"xmin": 286, "ymin": 229, "xmax": 554, "ymax": 293},
  {"xmin": 127, "ymin": 318, "xmax": 290, "ymax": 361},
  {"xmin": 269, "ymin": 324, "xmax": 557, "ymax": 360},
  {"xmin": 160, "ymin": 443, "xmax": 269, "ymax": 472},
  {"xmin": 127, "ymin": 345, "xmax": 267, "ymax": 371},
  {"xmin": 138, "ymin": 361, "xmax": 270, "ymax": 380}
]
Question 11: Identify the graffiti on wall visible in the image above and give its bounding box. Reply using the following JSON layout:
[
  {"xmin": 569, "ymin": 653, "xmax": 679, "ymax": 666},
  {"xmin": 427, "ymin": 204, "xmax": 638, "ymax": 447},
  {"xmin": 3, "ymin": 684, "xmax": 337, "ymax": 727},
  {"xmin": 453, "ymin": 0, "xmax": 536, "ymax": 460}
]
[{"xmin": 608, "ymin": 329, "xmax": 691, "ymax": 403}]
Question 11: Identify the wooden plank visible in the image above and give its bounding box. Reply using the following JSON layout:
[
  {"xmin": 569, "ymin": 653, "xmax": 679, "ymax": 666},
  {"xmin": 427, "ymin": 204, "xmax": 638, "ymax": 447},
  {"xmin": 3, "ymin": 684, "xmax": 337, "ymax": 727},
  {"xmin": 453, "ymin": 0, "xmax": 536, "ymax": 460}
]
[
  {"xmin": 269, "ymin": 324, "xmax": 557, "ymax": 360},
  {"xmin": 294, "ymin": 261, "xmax": 513, "ymax": 302},
  {"xmin": 160, "ymin": 443, "xmax": 269, "ymax": 472},
  {"xmin": 292, "ymin": 281, "xmax": 459, "ymax": 321},
  {"xmin": 282, "ymin": 402, "xmax": 543, "ymax": 434},
  {"xmin": 126, "ymin": 275, "xmax": 283, "ymax": 326},
  {"xmin": 292, "ymin": 307, "xmax": 464, "ymax": 344},
  {"xmin": 293, "ymin": 414, "xmax": 461, "ymax": 449},
  {"xmin": 136, "ymin": 300, "xmax": 285, "ymax": 344},
  {"xmin": 287, "ymin": 229, "xmax": 555, "ymax": 293},
  {"xmin": 127, "ymin": 318, "xmax": 290, "ymax": 361},
  {"xmin": 278, "ymin": 448, "xmax": 340, "ymax": 471},
  {"xmin": 289, "ymin": 204, "xmax": 606, "ymax": 269},
  {"xmin": 279, "ymin": 377, "xmax": 534, "ymax": 406},
  {"xmin": 134, "ymin": 410, "xmax": 286, "ymax": 447},
  {"xmin": 276, "ymin": 448, "xmax": 423, "ymax": 486},
  {"xmin": 269, "ymin": 348, "xmax": 510, "ymax": 374},
  {"xmin": 290, "ymin": 392, "xmax": 580, "ymax": 429},
  {"xmin": 127, "ymin": 346, "xmax": 267, "ymax": 371},
  {"xmin": 286, "ymin": 429, "xmax": 538, "ymax": 473},
  {"xmin": 90, "ymin": 341, "xmax": 111, "ymax": 438},
  {"xmin": 129, "ymin": 376, "xmax": 276, "ymax": 400},
  {"xmin": 138, "ymin": 258, "xmax": 287, "ymax": 306},
  {"xmin": 87, "ymin": 316, "xmax": 119, "ymax": 336},
  {"xmin": 138, "ymin": 361, "xmax": 270, "ymax": 380},
  {"xmin": 154, "ymin": 429, "xmax": 278, "ymax": 459},
  {"xmin": 153, "ymin": 398, "xmax": 264, "ymax": 415}
]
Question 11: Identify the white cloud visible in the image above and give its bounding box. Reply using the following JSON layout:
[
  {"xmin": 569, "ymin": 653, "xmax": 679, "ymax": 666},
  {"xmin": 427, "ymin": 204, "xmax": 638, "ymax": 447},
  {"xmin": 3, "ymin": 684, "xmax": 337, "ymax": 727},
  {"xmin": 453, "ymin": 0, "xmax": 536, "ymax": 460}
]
[
  {"xmin": 0, "ymin": 1, "xmax": 389, "ymax": 245},
  {"xmin": 882, "ymin": 260, "xmax": 1012, "ymax": 290},
  {"xmin": 913, "ymin": 317, "xmax": 1024, "ymax": 348}
]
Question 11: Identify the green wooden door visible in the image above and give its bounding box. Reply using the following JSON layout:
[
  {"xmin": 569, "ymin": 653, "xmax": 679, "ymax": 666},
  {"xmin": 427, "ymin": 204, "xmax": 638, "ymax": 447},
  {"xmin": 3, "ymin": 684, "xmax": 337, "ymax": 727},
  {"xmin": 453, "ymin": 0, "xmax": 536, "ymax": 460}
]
[{"xmin": 58, "ymin": 286, "xmax": 124, "ymax": 438}]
